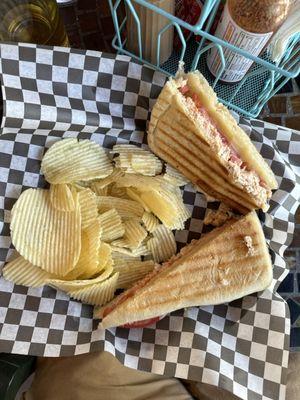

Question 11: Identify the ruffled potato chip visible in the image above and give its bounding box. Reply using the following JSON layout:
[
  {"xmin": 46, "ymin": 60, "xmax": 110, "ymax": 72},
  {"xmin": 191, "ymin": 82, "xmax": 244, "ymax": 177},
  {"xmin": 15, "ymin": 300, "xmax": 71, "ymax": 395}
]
[
  {"xmin": 116, "ymin": 174, "xmax": 163, "ymax": 192},
  {"xmin": 70, "ymin": 182, "xmax": 87, "ymax": 192},
  {"xmin": 114, "ymin": 153, "xmax": 162, "ymax": 176},
  {"xmin": 47, "ymin": 265, "xmax": 113, "ymax": 292},
  {"xmin": 142, "ymin": 211, "xmax": 160, "ymax": 232},
  {"xmin": 98, "ymin": 209, "xmax": 125, "ymax": 242},
  {"xmin": 74, "ymin": 180, "xmax": 91, "ymax": 188},
  {"xmin": 8, "ymin": 140, "xmax": 193, "ymax": 309},
  {"xmin": 90, "ymin": 183, "xmax": 108, "ymax": 197},
  {"xmin": 140, "ymin": 189, "xmax": 190, "ymax": 230},
  {"xmin": 49, "ymin": 184, "xmax": 75, "ymax": 211},
  {"xmin": 41, "ymin": 138, "xmax": 113, "ymax": 184},
  {"xmin": 163, "ymin": 164, "xmax": 190, "ymax": 186},
  {"xmin": 110, "ymin": 243, "xmax": 151, "ymax": 257},
  {"xmin": 110, "ymin": 144, "xmax": 146, "ymax": 154},
  {"xmin": 108, "ymin": 184, "xmax": 128, "ymax": 199},
  {"xmin": 126, "ymin": 188, "xmax": 150, "ymax": 212},
  {"xmin": 97, "ymin": 196, "xmax": 144, "ymax": 219},
  {"xmin": 147, "ymin": 225, "xmax": 177, "ymax": 263},
  {"xmin": 90, "ymin": 168, "xmax": 124, "ymax": 192},
  {"xmin": 111, "ymin": 251, "xmax": 141, "ymax": 263},
  {"xmin": 110, "ymin": 238, "xmax": 130, "ymax": 248},
  {"xmin": 114, "ymin": 153, "xmax": 135, "ymax": 173},
  {"xmin": 3, "ymin": 254, "xmax": 55, "ymax": 287},
  {"xmin": 10, "ymin": 188, "xmax": 81, "ymax": 276},
  {"xmin": 131, "ymin": 153, "xmax": 162, "ymax": 176},
  {"xmin": 98, "ymin": 242, "xmax": 112, "ymax": 267},
  {"xmin": 65, "ymin": 218, "xmax": 101, "ymax": 280},
  {"xmin": 111, "ymin": 144, "xmax": 162, "ymax": 176},
  {"xmin": 114, "ymin": 260, "xmax": 155, "ymax": 289},
  {"xmin": 68, "ymin": 272, "xmax": 119, "ymax": 306},
  {"xmin": 123, "ymin": 220, "xmax": 147, "ymax": 249},
  {"xmin": 78, "ymin": 188, "xmax": 98, "ymax": 229}
]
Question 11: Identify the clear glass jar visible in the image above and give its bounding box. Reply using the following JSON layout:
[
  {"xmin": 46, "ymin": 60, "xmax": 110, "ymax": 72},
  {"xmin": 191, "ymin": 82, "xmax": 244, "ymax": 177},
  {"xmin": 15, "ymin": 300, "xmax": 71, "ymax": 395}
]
[{"xmin": 0, "ymin": 0, "xmax": 69, "ymax": 46}]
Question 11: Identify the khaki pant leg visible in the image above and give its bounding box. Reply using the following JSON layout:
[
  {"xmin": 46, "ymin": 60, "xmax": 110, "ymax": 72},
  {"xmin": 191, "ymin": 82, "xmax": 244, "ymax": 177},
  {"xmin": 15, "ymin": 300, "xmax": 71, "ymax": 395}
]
[
  {"xmin": 23, "ymin": 350, "xmax": 300, "ymax": 400},
  {"xmin": 286, "ymin": 352, "xmax": 300, "ymax": 400},
  {"xmin": 23, "ymin": 351, "xmax": 193, "ymax": 400}
]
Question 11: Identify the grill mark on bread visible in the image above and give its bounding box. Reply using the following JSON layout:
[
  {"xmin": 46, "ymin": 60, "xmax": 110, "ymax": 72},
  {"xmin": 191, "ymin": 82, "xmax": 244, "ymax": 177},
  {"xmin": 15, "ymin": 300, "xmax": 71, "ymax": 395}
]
[
  {"xmin": 156, "ymin": 242, "xmax": 263, "ymax": 277},
  {"xmin": 154, "ymin": 133, "xmax": 256, "ymax": 212},
  {"xmin": 156, "ymin": 113, "xmax": 266, "ymax": 208},
  {"xmin": 169, "ymin": 249, "xmax": 263, "ymax": 274},
  {"xmin": 150, "ymin": 76, "xmax": 277, "ymax": 192},
  {"xmin": 100, "ymin": 268, "xmax": 159, "ymax": 315},
  {"xmin": 169, "ymin": 107, "xmax": 212, "ymax": 147},
  {"xmin": 160, "ymin": 117, "xmax": 229, "ymax": 176},
  {"xmin": 155, "ymin": 132, "xmax": 244, "ymax": 197},
  {"xmin": 157, "ymin": 98, "xmax": 170, "ymax": 107},
  {"xmin": 155, "ymin": 124, "xmax": 260, "ymax": 206},
  {"xmin": 154, "ymin": 143, "xmax": 250, "ymax": 213},
  {"xmin": 195, "ymin": 179, "xmax": 249, "ymax": 213},
  {"xmin": 149, "ymin": 101, "xmax": 172, "ymax": 145},
  {"xmin": 116, "ymin": 258, "xmax": 265, "ymax": 312},
  {"xmin": 140, "ymin": 232, "xmax": 262, "ymax": 288},
  {"xmin": 159, "ymin": 219, "xmax": 239, "ymax": 265},
  {"xmin": 159, "ymin": 227, "xmax": 260, "ymax": 274}
]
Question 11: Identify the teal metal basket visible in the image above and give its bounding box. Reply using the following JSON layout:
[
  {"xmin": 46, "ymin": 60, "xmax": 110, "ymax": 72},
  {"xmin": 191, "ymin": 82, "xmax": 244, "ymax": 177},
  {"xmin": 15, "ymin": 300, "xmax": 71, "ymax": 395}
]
[{"xmin": 108, "ymin": 0, "xmax": 300, "ymax": 118}]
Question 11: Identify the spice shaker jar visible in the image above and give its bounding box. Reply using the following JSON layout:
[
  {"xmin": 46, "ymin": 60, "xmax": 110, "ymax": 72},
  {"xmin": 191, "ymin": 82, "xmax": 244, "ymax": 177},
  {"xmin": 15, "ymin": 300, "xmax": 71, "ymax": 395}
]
[
  {"xmin": 207, "ymin": 0, "xmax": 290, "ymax": 83},
  {"xmin": 126, "ymin": 0, "xmax": 175, "ymax": 65}
]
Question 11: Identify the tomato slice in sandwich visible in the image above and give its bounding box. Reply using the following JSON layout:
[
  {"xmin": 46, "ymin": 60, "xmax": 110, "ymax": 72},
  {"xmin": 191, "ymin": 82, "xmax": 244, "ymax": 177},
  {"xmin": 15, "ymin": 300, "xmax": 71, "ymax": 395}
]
[
  {"xmin": 121, "ymin": 316, "xmax": 162, "ymax": 329},
  {"xmin": 103, "ymin": 302, "xmax": 164, "ymax": 328}
]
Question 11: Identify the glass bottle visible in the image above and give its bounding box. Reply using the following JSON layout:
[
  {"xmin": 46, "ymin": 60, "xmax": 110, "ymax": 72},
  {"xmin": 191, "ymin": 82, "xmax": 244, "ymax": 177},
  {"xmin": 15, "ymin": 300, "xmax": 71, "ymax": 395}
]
[{"xmin": 206, "ymin": 0, "xmax": 290, "ymax": 83}]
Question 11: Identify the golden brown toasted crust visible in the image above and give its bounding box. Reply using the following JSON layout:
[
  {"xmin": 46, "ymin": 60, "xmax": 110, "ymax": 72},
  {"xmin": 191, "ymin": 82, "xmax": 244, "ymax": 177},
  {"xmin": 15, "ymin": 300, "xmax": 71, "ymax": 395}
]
[{"xmin": 99, "ymin": 212, "xmax": 272, "ymax": 329}]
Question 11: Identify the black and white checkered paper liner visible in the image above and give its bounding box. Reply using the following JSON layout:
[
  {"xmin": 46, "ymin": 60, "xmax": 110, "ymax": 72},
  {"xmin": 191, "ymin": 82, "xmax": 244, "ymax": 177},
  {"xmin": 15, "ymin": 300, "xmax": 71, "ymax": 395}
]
[{"xmin": 0, "ymin": 43, "xmax": 299, "ymax": 400}]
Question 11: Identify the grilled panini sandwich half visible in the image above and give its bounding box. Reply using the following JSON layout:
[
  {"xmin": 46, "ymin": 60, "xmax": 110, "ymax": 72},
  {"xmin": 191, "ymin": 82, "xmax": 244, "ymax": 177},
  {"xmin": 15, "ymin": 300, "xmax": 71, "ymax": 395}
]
[
  {"xmin": 98, "ymin": 212, "xmax": 272, "ymax": 329},
  {"xmin": 148, "ymin": 71, "xmax": 278, "ymax": 214}
]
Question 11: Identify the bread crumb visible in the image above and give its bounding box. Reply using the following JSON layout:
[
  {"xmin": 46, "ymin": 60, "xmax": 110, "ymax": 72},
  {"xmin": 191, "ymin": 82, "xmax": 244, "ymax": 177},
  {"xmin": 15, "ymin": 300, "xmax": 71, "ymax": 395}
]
[
  {"xmin": 175, "ymin": 61, "xmax": 185, "ymax": 79},
  {"xmin": 244, "ymin": 235, "xmax": 255, "ymax": 256},
  {"xmin": 205, "ymin": 193, "xmax": 218, "ymax": 202},
  {"xmin": 204, "ymin": 203, "xmax": 235, "ymax": 227}
]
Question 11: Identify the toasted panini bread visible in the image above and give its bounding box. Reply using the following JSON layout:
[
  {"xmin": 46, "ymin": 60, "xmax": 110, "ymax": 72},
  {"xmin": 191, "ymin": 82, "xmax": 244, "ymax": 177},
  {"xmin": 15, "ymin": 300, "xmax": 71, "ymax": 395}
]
[
  {"xmin": 148, "ymin": 71, "xmax": 277, "ymax": 214},
  {"xmin": 98, "ymin": 212, "xmax": 272, "ymax": 329}
]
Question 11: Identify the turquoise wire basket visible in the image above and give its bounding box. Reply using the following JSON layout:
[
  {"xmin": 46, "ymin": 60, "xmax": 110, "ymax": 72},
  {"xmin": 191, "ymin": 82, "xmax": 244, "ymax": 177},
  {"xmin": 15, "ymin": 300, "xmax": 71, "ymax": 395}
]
[{"xmin": 108, "ymin": 0, "xmax": 300, "ymax": 118}]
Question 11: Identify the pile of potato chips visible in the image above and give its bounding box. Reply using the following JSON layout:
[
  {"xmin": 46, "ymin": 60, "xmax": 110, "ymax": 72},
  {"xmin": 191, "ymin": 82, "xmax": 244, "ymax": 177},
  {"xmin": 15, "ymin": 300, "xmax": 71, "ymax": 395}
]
[{"xmin": 3, "ymin": 139, "xmax": 190, "ymax": 307}]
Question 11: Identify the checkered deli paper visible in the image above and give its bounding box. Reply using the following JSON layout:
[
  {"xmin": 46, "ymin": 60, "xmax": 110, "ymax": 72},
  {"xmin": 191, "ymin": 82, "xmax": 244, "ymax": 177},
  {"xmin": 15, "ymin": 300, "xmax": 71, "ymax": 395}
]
[{"xmin": 0, "ymin": 43, "xmax": 299, "ymax": 400}]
